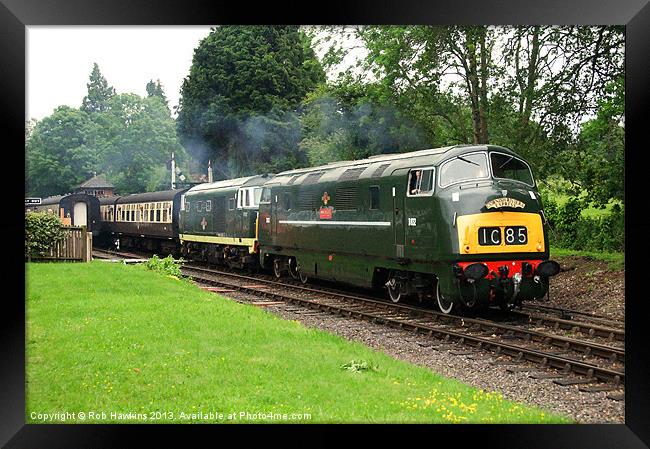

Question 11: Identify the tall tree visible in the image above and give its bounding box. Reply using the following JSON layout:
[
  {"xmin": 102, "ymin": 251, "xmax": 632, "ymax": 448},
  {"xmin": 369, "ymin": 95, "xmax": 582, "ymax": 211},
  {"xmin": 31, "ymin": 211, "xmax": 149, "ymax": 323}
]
[
  {"xmin": 568, "ymin": 76, "xmax": 624, "ymax": 206},
  {"xmin": 26, "ymin": 106, "xmax": 101, "ymax": 196},
  {"xmin": 146, "ymin": 79, "xmax": 169, "ymax": 110},
  {"xmin": 177, "ymin": 26, "xmax": 325, "ymax": 178},
  {"xmin": 316, "ymin": 25, "xmax": 624, "ymax": 180},
  {"xmin": 99, "ymin": 93, "xmax": 187, "ymax": 194},
  {"xmin": 81, "ymin": 63, "xmax": 116, "ymax": 113},
  {"xmin": 498, "ymin": 25, "xmax": 624, "ymax": 174}
]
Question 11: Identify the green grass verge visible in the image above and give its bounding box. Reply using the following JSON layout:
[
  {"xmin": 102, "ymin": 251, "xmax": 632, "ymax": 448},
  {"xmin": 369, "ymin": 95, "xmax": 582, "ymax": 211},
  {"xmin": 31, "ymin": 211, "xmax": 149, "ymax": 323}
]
[
  {"xmin": 550, "ymin": 247, "xmax": 625, "ymax": 270},
  {"xmin": 26, "ymin": 261, "xmax": 570, "ymax": 424},
  {"xmin": 542, "ymin": 192, "xmax": 622, "ymax": 219}
]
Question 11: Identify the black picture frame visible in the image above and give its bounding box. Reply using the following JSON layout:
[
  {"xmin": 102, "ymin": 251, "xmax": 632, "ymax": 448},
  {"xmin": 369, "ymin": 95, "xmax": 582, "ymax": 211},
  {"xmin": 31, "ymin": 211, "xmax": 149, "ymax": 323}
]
[{"xmin": 4, "ymin": 0, "xmax": 648, "ymax": 446}]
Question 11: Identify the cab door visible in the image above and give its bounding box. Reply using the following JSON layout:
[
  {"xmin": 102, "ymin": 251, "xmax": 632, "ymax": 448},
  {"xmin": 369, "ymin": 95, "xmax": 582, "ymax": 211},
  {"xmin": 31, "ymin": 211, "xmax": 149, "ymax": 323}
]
[{"xmin": 392, "ymin": 184, "xmax": 406, "ymax": 259}]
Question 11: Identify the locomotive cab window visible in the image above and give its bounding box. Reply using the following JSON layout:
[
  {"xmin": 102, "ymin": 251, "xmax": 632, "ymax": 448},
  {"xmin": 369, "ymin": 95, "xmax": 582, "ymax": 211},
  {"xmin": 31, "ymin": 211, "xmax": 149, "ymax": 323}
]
[
  {"xmin": 254, "ymin": 188, "xmax": 263, "ymax": 206},
  {"xmin": 490, "ymin": 152, "xmax": 534, "ymax": 186},
  {"xmin": 407, "ymin": 168, "xmax": 435, "ymax": 197},
  {"xmin": 369, "ymin": 186, "xmax": 380, "ymax": 209},
  {"xmin": 259, "ymin": 187, "xmax": 271, "ymax": 204},
  {"xmin": 439, "ymin": 152, "xmax": 489, "ymax": 188}
]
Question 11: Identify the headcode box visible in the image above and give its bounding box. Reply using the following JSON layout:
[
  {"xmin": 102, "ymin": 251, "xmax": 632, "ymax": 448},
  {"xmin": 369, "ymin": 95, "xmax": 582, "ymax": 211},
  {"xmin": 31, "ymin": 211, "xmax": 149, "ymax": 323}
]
[{"xmin": 25, "ymin": 198, "xmax": 42, "ymax": 205}]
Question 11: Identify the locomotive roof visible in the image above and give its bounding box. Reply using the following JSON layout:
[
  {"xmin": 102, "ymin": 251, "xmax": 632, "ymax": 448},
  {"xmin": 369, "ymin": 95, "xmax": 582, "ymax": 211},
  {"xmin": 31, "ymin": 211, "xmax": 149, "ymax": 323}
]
[
  {"xmin": 115, "ymin": 189, "xmax": 187, "ymax": 204},
  {"xmin": 270, "ymin": 145, "xmax": 521, "ymax": 186},
  {"xmin": 186, "ymin": 174, "xmax": 273, "ymax": 194}
]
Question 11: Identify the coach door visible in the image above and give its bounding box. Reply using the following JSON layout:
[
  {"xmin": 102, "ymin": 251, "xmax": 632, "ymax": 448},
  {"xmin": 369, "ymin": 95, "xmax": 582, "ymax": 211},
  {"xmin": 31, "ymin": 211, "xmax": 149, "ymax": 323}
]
[
  {"xmin": 73, "ymin": 201, "xmax": 87, "ymax": 227},
  {"xmin": 392, "ymin": 185, "xmax": 406, "ymax": 258}
]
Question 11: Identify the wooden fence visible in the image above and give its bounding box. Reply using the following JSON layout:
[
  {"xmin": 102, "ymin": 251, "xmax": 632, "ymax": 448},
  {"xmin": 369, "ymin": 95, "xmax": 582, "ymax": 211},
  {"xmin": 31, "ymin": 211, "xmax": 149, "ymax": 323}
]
[{"xmin": 31, "ymin": 226, "xmax": 93, "ymax": 262}]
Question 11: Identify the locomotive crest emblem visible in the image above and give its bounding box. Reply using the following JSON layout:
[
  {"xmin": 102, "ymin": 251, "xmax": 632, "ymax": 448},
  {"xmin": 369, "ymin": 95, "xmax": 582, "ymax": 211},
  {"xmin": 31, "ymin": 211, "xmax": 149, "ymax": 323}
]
[
  {"xmin": 322, "ymin": 192, "xmax": 330, "ymax": 205},
  {"xmin": 485, "ymin": 198, "xmax": 525, "ymax": 209}
]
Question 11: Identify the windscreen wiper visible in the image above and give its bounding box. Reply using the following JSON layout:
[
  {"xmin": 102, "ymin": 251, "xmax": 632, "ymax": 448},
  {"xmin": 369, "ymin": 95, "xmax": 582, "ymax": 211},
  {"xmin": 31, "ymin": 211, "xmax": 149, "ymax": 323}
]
[
  {"xmin": 498, "ymin": 155, "xmax": 514, "ymax": 169},
  {"xmin": 456, "ymin": 155, "xmax": 479, "ymax": 166}
]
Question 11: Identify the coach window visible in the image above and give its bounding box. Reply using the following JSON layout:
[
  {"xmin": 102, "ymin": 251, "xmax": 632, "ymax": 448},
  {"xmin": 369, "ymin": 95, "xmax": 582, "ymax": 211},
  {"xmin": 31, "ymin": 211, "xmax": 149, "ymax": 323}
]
[
  {"xmin": 369, "ymin": 186, "xmax": 380, "ymax": 210},
  {"xmin": 407, "ymin": 168, "xmax": 435, "ymax": 197},
  {"xmin": 162, "ymin": 208, "xmax": 168, "ymax": 222},
  {"xmin": 245, "ymin": 189, "xmax": 251, "ymax": 207},
  {"xmin": 131, "ymin": 209, "xmax": 135, "ymax": 222},
  {"xmin": 238, "ymin": 190, "xmax": 244, "ymax": 209},
  {"xmin": 156, "ymin": 209, "xmax": 161, "ymax": 222}
]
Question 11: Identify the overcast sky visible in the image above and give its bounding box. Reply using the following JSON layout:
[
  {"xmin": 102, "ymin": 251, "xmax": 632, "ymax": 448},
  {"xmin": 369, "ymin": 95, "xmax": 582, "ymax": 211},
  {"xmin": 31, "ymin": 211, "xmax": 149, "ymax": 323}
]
[{"xmin": 26, "ymin": 26, "xmax": 214, "ymax": 121}]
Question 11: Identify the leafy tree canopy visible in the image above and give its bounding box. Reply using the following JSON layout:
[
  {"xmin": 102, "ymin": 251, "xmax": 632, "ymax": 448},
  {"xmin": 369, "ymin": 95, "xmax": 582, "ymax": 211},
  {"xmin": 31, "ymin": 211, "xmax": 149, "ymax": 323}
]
[
  {"xmin": 26, "ymin": 106, "xmax": 101, "ymax": 196},
  {"xmin": 146, "ymin": 79, "xmax": 169, "ymax": 110},
  {"xmin": 26, "ymin": 65, "xmax": 188, "ymax": 197},
  {"xmin": 177, "ymin": 25, "xmax": 325, "ymax": 177},
  {"xmin": 81, "ymin": 63, "xmax": 116, "ymax": 113}
]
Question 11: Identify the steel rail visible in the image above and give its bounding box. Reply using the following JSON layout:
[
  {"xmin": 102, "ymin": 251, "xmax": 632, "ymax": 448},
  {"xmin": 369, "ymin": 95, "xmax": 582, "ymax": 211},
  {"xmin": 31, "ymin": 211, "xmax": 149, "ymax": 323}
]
[{"xmin": 184, "ymin": 267, "xmax": 624, "ymax": 384}]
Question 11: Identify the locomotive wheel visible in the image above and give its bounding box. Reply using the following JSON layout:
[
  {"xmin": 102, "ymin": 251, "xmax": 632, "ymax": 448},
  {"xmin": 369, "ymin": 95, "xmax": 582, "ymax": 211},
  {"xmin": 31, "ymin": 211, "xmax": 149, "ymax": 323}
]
[
  {"xmin": 288, "ymin": 258, "xmax": 300, "ymax": 280},
  {"xmin": 298, "ymin": 268, "xmax": 309, "ymax": 284},
  {"xmin": 273, "ymin": 258, "xmax": 283, "ymax": 279},
  {"xmin": 386, "ymin": 274, "xmax": 402, "ymax": 303},
  {"xmin": 436, "ymin": 283, "xmax": 455, "ymax": 314}
]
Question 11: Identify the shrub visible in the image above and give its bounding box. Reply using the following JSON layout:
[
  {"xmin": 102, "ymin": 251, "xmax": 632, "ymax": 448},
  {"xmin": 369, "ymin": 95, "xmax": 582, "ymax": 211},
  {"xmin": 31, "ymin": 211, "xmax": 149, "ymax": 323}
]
[
  {"xmin": 25, "ymin": 212, "xmax": 67, "ymax": 260},
  {"xmin": 144, "ymin": 254, "xmax": 186, "ymax": 279},
  {"xmin": 542, "ymin": 195, "xmax": 624, "ymax": 253}
]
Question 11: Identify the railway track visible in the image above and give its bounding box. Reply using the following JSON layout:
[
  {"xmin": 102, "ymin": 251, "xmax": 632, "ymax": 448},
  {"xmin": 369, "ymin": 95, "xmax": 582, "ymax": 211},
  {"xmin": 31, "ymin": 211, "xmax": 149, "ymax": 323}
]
[
  {"xmin": 181, "ymin": 264, "xmax": 624, "ymax": 388},
  {"xmin": 183, "ymin": 261, "xmax": 626, "ymax": 346},
  {"xmin": 521, "ymin": 303, "xmax": 624, "ymax": 330},
  {"xmin": 92, "ymin": 248, "xmax": 149, "ymax": 260},
  {"xmin": 91, "ymin": 248, "xmax": 625, "ymax": 392}
]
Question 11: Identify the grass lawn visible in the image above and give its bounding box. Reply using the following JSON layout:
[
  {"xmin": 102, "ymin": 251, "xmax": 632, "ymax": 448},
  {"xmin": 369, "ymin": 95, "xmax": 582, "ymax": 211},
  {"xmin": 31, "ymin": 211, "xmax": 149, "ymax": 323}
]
[
  {"xmin": 550, "ymin": 247, "xmax": 625, "ymax": 270},
  {"xmin": 26, "ymin": 261, "xmax": 570, "ymax": 424}
]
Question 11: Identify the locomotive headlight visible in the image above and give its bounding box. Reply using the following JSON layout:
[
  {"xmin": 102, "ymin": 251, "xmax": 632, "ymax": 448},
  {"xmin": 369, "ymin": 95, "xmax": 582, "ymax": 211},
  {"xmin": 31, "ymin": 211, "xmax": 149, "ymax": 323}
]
[
  {"xmin": 464, "ymin": 263, "xmax": 489, "ymax": 281},
  {"xmin": 537, "ymin": 260, "xmax": 560, "ymax": 277}
]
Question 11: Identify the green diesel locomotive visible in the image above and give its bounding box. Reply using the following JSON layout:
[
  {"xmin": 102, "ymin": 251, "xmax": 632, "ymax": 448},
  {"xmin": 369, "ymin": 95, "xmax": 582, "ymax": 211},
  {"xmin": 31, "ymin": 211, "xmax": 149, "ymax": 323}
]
[
  {"xmin": 256, "ymin": 144, "xmax": 559, "ymax": 313},
  {"xmin": 178, "ymin": 174, "xmax": 271, "ymax": 269}
]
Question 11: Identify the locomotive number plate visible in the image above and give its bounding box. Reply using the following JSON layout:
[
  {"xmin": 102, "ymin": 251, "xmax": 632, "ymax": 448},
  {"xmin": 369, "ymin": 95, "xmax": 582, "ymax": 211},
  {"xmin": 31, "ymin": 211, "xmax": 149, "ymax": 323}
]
[
  {"xmin": 478, "ymin": 227, "xmax": 501, "ymax": 245},
  {"xmin": 478, "ymin": 226, "xmax": 528, "ymax": 246},
  {"xmin": 504, "ymin": 226, "xmax": 527, "ymax": 245}
]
